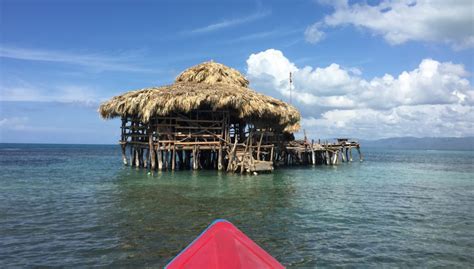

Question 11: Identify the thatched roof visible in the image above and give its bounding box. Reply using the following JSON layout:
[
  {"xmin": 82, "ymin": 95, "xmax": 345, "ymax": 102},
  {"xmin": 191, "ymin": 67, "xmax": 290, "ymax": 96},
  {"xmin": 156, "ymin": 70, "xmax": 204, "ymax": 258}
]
[{"xmin": 99, "ymin": 61, "xmax": 300, "ymax": 132}]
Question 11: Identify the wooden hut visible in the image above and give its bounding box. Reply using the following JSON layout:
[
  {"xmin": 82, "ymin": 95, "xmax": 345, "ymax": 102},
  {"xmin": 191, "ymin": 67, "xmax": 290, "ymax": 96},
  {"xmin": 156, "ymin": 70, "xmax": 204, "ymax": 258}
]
[{"xmin": 99, "ymin": 61, "xmax": 300, "ymax": 173}]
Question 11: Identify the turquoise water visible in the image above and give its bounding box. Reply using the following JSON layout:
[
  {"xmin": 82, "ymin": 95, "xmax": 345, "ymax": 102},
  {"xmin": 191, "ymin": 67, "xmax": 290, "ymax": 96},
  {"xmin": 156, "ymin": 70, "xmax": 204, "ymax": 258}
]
[{"xmin": 0, "ymin": 144, "xmax": 473, "ymax": 267}]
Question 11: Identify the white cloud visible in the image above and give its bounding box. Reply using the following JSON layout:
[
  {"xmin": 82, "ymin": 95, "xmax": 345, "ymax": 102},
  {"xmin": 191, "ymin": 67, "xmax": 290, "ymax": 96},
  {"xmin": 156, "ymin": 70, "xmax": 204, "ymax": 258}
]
[
  {"xmin": 246, "ymin": 49, "xmax": 474, "ymax": 138},
  {"xmin": 0, "ymin": 79, "xmax": 104, "ymax": 105},
  {"xmin": 309, "ymin": 0, "xmax": 474, "ymax": 49},
  {"xmin": 0, "ymin": 45, "xmax": 156, "ymax": 72},
  {"xmin": 302, "ymin": 105, "xmax": 474, "ymax": 139},
  {"xmin": 186, "ymin": 10, "xmax": 271, "ymax": 34},
  {"xmin": 304, "ymin": 23, "xmax": 325, "ymax": 44}
]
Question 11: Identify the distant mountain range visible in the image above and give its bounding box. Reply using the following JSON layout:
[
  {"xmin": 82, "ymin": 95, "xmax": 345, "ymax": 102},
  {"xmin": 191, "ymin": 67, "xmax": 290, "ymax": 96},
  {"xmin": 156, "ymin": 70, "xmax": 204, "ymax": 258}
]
[{"xmin": 359, "ymin": 137, "xmax": 474, "ymax": 151}]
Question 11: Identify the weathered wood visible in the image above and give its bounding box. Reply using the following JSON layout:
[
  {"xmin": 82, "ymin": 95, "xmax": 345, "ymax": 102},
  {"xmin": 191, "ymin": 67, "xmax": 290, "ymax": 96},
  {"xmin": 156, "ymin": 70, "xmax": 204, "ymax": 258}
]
[
  {"xmin": 270, "ymin": 146, "xmax": 274, "ymax": 162},
  {"xmin": 121, "ymin": 144, "xmax": 128, "ymax": 165},
  {"xmin": 171, "ymin": 145, "xmax": 176, "ymax": 170},
  {"xmin": 157, "ymin": 143, "xmax": 163, "ymax": 170},
  {"xmin": 357, "ymin": 146, "xmax": 363, "ymax": 161},
  {"xmin": 253, "ymin": 160, "xmax": 273, "ymax": 172},
  {"xmin": 227, "ymin": 138, "xmax": 238, "ymax": 172},
  {"xmin": 163, "ymin": 145, "xmax": 170, "ymax": 170},
  {"xmin": 217, "ymin": 144, "xmax": 223, "ymax": 171},
  {"xmin": 117, "ymin": 111, "xmax": 363, "ymax": 173},
  {"xmin": 192, "ymin": 145, "xmax": 198, "ymax": 170},
  {"xmin": 135, "ymin": 148, "xmax": 140, "ymax": 167}
]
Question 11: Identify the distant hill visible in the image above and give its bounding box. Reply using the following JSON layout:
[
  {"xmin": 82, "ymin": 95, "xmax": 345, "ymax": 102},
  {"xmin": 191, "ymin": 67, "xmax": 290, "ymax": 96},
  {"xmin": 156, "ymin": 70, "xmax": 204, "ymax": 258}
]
[{"xmin": 360, "ymin": 137, "xmax": 474, "ymax": 151}]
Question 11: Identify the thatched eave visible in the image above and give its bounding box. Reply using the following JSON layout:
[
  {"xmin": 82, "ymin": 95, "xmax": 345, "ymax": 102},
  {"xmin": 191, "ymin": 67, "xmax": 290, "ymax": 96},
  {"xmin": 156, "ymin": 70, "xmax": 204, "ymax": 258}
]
[{"xmin": 99, "ymin": 61, "xmax": 300, "ymax": 133}]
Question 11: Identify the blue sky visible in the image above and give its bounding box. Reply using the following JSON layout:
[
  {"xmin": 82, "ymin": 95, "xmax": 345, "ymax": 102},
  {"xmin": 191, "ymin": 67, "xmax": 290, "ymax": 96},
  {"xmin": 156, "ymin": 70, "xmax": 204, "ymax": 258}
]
[{"xmin": 1, "ymin": 0, "xmax": 473, "ymax": 143}]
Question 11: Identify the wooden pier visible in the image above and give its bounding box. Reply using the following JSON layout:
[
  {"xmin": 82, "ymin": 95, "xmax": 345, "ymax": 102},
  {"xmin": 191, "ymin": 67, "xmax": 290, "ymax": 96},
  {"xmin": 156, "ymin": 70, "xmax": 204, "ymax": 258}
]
[{"xmin": 118, "ymin": 111, "xmax": 362, "ymax": 173}]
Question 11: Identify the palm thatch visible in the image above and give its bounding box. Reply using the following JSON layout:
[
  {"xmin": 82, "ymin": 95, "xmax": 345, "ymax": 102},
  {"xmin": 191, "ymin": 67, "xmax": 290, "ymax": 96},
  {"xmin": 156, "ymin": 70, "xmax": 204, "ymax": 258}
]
[{"xmin": 99, "ymin": 61, "xmax": 300, "ymax": 132}]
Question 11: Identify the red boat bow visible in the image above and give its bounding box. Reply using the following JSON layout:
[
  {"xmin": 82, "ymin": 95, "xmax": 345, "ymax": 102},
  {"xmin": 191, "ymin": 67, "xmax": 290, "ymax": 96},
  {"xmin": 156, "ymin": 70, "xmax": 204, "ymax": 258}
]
[{"xmin": 165, "ymin": 219, "xmax": 285, "ymax": 269}]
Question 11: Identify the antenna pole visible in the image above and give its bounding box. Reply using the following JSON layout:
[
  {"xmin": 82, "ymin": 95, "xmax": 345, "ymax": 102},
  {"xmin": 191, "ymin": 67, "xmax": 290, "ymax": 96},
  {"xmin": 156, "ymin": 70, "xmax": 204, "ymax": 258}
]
[{"xmin": 289, "ymin": 72, "xmax": 292, "ymax": 104}]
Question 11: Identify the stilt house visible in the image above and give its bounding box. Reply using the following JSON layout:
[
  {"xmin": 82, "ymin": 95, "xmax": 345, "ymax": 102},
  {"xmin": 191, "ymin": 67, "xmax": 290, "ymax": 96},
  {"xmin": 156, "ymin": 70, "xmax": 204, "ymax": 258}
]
[{"xmin": 99, "ymin": 61, "xmax": 300, "ymax": 173}]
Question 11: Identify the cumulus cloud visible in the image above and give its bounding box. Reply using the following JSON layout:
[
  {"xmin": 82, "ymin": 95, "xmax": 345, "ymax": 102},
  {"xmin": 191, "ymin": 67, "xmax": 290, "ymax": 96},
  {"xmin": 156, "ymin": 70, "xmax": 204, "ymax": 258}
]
[
  {"xmin": 246, "ymin": 49, "xmax": 474, "ymax": 138},
  {"xmin": 308, "ymin": 0, "xmax": 474, "ymax": 49}
]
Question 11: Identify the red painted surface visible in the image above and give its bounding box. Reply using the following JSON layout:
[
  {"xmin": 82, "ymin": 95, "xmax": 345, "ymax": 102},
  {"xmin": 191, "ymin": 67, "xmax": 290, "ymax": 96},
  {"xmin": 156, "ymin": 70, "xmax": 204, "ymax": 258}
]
[{"xmin": 165, "ymin": 219, "xmax": 285, "ymax": 269}]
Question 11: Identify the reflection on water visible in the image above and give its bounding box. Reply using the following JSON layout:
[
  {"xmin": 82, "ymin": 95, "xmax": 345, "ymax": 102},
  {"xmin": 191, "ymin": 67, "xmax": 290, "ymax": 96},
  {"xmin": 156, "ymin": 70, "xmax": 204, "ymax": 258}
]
[{"xmin": 0, "ymin": 144, "xmax": 473, "ymax": 267}]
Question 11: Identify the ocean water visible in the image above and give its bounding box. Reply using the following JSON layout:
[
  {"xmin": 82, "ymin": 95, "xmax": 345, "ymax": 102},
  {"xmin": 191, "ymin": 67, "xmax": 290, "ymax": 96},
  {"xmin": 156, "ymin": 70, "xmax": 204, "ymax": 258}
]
[{"xmin": 0, "ymin": 144, "xmax": 473, "ymax": 268}]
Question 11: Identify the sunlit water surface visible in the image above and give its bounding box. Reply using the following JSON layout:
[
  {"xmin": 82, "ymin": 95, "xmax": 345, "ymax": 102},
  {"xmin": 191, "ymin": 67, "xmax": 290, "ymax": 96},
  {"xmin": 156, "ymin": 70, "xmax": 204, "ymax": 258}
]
[{"xmin": 0, "ymin": 144, "xmax": 473, "ymax": 267}]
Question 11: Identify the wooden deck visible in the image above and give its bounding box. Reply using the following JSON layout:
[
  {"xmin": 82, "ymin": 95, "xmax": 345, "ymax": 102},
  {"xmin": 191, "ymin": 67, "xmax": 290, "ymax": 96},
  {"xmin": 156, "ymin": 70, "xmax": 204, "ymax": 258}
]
[{"xmin": 117, "ymin": 111, "xmax": 362, "ymax": 174}]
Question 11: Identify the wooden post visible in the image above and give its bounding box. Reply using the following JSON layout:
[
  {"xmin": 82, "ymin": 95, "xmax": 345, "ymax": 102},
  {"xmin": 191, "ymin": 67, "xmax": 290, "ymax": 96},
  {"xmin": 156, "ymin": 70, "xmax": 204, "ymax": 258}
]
[
  {"xmin": 341, "ymin": 147, "xmax": 346, "ymax": 162},
  {"xmin": 149, "ymin": 130, "xmax": 156, "ymax": 170},
  {"xmin": 349, "ymin": 147, "xmax": 353, "ymax": 162},
  {"xmin": 171, "ymin": 145, "xmax": 176, "ymax": 170},
  {"xmin": 135, "ymin": 147, "xmax": 140, "ymax": 167},
  {"xmin": 157, "ymin": 143, "xmax": 163, "ymax": 170},
  {"xmin": 192, "ymin": 145, "xmax": 198, "ymax": 170},
  {"xmin": 357, "ymin": 145, "xmax": 363, "ymax": 162},
  {"xmin": 197, "ymin": 146, "xmax": 201, "ymax": 169},
  {"xmin": 163, "ymin": 144, "xmax": 168, "ymax": 170},
  {"xmin": 144, "ymin": 148, "xmax": 149, "ymax": 168},
  {"xmin": 227, "ymin": 138, "xmax": 238, "ymax": 172},
  {"xmin": 120, "ymin": 118, "xmax": 128, "ymax": 165},
  {"xmin": 121, "ymin": 143, "xmax": 128, "ymax": 165},
  {"xmin": 218, "ymin": 144, "xmax": 223, "ymax": 171},
  {"xmin": 270, "ymin": 145, "xmax": 274, "ymax": 162}
]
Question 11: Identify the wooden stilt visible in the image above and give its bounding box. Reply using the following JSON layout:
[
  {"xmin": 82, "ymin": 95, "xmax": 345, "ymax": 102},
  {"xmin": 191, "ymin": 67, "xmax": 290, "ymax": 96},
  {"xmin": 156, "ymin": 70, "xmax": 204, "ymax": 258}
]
[
  {"xmin": 172, "ymin": 145, "xmax": 176, "ymax": 170},
  {"xmin": 157, "ymin": 143, "xmax": 163, "ymax": 170},
  {"xmin": 357, "ymin": 146, "xmax": 363, "ymax": 162},
  {"xmin": 197, "ymin": 146, "xmax": 201, "ymax": 169},
  {"xmin": 148, "ymin": 131, "xmax": 156, "ymax": 170},
  {"xmin": 121, "ymin": 143, "xmax": 128, "ymax": 165},
  {"xmin": 218, "ymin": 144, "xmax": 223, "ymax": 171},
  {"xmin": 192, "ymin": 145, "xmax": 198, "ymax": 170},
  {"xmin": 135, "ymin": 148, "xmax": 140, "ymax": 167},
  {"xmin": 163, "ymin": 144, "xmax": 170, "ymax": 170}
]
